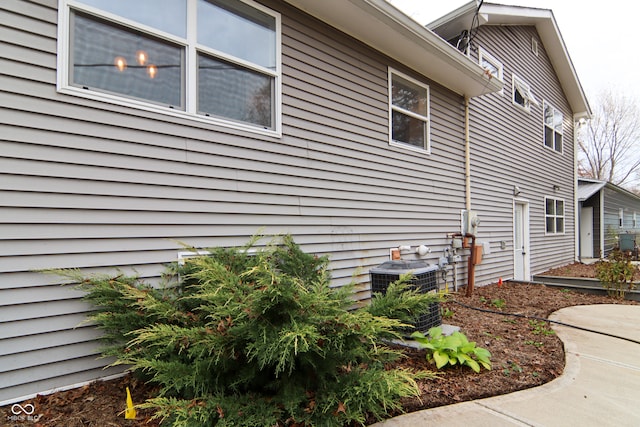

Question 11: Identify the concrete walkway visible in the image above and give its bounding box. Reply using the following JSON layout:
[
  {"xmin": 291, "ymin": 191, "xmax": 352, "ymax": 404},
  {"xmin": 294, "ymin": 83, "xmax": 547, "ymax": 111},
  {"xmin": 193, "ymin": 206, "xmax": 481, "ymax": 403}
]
[{"xmin": 371, "ymin": 304, "xmax": 640, "ymax": 427}]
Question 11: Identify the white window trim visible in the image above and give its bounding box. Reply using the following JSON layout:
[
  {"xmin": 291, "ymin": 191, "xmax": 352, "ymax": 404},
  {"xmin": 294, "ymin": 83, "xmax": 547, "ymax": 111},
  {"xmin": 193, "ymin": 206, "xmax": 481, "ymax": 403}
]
[
  {"xmin": 478, "ymin": 47, "xmax": 503, "ymax": 89},
  {"xmin": 543, "ymin": 101, "xmax": 563, "ymax": 154},
  {"xmin": 388, "ymin": 68, "xmax": 431, "ymax": 154},
  {"xmin": 57, "ymin": 0, "xmax": 282, "ymax": 137},
  {"xmin": 512, "ymin": 74, "xmax": 539, "ymax": 112},
  {"xmin": 544, "ymin": 196, "xmax": 565, "ymax": 235}
]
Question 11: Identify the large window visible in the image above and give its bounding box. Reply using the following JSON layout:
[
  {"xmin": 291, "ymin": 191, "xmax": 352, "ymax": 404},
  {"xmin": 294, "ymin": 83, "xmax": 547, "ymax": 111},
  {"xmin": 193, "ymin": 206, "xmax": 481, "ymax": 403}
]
[
  {"xmin": 545, "ymin": 197, "xmax": 565, "ymax": 234},
  {"xmin": 389, "ymin": 69, "xmax": 430, "ymax": 152},
  {"xmin": 59, "ymin": 0, "xmax": 281, "ymax": 133},
  {"xmin": 543, "ymin": 101, "xmax": 563, "ymax": 153}
]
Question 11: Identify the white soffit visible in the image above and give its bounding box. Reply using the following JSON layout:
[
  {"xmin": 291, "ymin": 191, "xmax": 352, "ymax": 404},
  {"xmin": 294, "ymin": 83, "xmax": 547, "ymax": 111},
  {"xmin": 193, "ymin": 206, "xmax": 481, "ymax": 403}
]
[{"xmin": 283, "ymin": 0, "xmax": 502, "ymax": 98}]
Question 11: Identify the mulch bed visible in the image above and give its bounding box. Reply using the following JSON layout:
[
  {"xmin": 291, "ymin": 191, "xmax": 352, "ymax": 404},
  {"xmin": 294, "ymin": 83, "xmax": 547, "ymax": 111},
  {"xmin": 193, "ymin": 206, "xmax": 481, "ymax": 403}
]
[{"xmin": 3, "ymin": 262, "xmax": 638, "ymax": 426}]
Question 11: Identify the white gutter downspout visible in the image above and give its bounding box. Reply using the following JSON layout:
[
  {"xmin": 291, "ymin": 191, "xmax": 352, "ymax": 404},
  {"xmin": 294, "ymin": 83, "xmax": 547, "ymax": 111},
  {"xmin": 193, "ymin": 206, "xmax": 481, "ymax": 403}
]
[
  {"xmin": 465, "ymin": 96, "xmax": 471, "ymax": 211},
  {"xmin": 574, "ymin": 116, "xmax": 580, "ymax": 262}
]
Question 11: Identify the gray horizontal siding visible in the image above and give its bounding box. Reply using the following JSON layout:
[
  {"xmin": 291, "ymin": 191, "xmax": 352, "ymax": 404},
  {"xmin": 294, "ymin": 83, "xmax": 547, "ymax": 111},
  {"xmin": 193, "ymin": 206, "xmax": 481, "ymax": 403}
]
[
  {"xmin": 468, "ymin": 24, "xmax": 577, "ymax": 282},
  {"xmin": 1, "ymin": 0, "xmax": 468, "ymax": 403},
  {"xmin": 602, "ymin": 186, "xmax": 640, "ymax": 255}
]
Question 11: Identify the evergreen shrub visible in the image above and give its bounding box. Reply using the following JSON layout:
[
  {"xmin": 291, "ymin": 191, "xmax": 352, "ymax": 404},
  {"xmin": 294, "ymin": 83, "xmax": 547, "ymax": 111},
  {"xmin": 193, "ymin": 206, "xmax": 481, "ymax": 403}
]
[{"xmin": 54, "ymin": 235, "xmax": 439, "ymax": 426}]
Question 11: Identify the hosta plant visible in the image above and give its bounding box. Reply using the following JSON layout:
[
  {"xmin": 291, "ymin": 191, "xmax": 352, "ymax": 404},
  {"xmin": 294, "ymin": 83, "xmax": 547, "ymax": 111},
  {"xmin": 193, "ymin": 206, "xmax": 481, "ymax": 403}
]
[{"xmin": 411, "ymin": 326, "xmax": 492, "ymax": 373}]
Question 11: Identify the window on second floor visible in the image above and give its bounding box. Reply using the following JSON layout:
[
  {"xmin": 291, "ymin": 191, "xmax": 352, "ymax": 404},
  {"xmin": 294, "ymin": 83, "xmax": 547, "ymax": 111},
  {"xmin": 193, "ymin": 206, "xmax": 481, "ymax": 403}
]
[
  {"xmin": 512, "ymin": 74, "xmax": 538, "ymax": 112},
  {"xmin": 619, "ymin": 208, "xmax": 624, "ymax": 228},
  {"xmin": 58, "ymin": 0, "xmax": 281, "ymax": 134},
  {"xmin": 389, "ymin": 69, "xmax": 430, "ymax": 152},
  {"xmin": 545, "ymin": 197, "xmax": 565, "ymax": 234},
  {"xmin": 543, "ymin": 101, "xmax": 563, "ymax": 153},
  {"xmin": 478, "ymin": 48, "xmax": 503, "ymax": 83}
]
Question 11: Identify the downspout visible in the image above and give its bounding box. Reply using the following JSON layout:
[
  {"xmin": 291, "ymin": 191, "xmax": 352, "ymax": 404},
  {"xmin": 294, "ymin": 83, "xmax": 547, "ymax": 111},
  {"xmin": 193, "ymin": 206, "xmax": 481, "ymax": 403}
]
[
  {"xmin": 573, "ymin": 116, "xmax": 580, "ymax": 262},
  {"xmin": 465, "ymin": 96, "xmax": 471, "ymax": 211}
]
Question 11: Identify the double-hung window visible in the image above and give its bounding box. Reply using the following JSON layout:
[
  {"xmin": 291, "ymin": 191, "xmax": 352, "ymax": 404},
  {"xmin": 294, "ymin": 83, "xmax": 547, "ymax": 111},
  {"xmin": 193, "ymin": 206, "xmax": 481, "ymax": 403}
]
[
  {"xmin": 512, "ymin": 74, "xmax": 538, "ymax": 112},
  {"xmin": 58, "ymin": 0, "xmax": 281, "ymax": 134},
  {"xmin": 389, "ymin": 69, "xmax": 430, "ymax": 152},
  {"xmin": 543, "ymin": 101, "xmax": 563, "ymax": 153},
  {"xmin": 545, "ymin": 197, "xmax": 565, "ymax": 234}
]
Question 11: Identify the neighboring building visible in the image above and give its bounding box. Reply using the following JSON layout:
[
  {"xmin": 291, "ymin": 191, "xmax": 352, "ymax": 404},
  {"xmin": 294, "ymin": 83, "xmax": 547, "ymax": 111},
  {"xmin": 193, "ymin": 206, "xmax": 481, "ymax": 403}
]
[
  {"xmin": 0, "ymin": 0, "xmax": 502, "ymax": 403},
  {"xmin": 428, "ymin": 2, "xmax": 591, "ymax": 282},
  {"xmin": 578, "ymin": 178, "xmax": 640, "ymax": 259}
]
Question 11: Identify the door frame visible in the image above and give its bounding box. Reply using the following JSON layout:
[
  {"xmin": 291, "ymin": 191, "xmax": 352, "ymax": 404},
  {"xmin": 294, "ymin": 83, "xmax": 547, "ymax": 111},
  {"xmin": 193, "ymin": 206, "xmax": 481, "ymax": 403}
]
[
  {"xmin": 580, "ymin": 206, "xmax": 594, "ymax": 259},
  {"xmin": 513, "ymin": 199, "xmax": 531, "ymax": 281}
]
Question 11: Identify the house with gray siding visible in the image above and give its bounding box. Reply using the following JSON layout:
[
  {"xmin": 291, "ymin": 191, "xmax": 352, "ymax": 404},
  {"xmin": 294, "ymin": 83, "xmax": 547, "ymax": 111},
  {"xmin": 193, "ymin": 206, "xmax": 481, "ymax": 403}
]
[
  {"xmin": 0, "ymin": 0, "xmax": 505, "ymax": 404},
  {"xmin": 429, "ymin": 2, "xmax": 591, "ymax": 283},
  {"xmin": 578, "ymin": 178, "xmax": 640, "ymax": 259}
]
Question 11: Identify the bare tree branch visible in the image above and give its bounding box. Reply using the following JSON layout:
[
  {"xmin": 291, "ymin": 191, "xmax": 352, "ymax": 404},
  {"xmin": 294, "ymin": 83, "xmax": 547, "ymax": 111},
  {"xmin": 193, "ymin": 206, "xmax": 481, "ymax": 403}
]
[{"xmin": 578, "ymin": 89, "xmax": 640, "ymax": 189}]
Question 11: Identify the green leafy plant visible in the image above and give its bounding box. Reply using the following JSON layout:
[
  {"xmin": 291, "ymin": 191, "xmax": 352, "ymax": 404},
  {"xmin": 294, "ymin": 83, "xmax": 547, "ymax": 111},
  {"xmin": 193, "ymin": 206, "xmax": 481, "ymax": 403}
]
[
  {"xmin": 528, "ymin": 319, "xmax": 555, "ymax": 336},
  {"xmin": 52, "ymin": 235, "xmax": 437, "ymax": 427},
  {"xmin": 491, "ymin": 298, "xmax": 506, "ymax": 309},
  {"xmin": 502, "ymin": 361, "xmax": 523, "ymax": 376},
  {"xmin": 524, "ymin": 339, "xmax": 544, "ymax": 348},
  {"xmin": 441, "ymin": 306, "xmax": 454, "ymax": 319},
  {"xmin": 411, "ymin": 327, "xmax": 491, "ymax": 373},
  {"xmin": 596, "ymin": 250, "xmax": 636, "ymax": 299}
]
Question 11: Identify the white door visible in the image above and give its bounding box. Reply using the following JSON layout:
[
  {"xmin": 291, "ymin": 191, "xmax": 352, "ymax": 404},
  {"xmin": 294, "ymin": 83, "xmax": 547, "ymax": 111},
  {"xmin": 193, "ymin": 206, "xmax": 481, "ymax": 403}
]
[
  {"xmin": 580, "ymin": 206, "xmax": 594, "ymax": 258},
  {"xmin": 514, "ymin": 202, "xmax": 530, "ymax": 280}
]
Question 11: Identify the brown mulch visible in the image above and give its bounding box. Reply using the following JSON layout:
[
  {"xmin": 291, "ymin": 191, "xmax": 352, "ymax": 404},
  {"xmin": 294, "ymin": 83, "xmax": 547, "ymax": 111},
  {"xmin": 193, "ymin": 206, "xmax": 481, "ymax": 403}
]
[
  {"xmin": 542, "ymin": 260, "xmax": 640, "ymax": 281},
  {"xmin": 3, "ymin": 263, "xmax": 638, "ymax": 426}
]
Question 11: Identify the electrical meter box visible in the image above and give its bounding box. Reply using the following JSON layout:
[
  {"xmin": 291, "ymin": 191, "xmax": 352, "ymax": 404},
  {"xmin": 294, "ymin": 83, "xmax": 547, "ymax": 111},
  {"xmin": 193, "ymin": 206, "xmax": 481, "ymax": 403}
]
[{"xmin": 461, "ymin": 209, "xmax": 480, "ymax": 235}]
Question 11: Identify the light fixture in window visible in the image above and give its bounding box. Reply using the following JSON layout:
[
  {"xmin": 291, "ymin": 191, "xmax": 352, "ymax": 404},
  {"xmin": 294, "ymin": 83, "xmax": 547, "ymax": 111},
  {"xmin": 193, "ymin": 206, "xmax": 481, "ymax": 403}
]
[
  {"xmin": 136, "ymin": 50, "xmax": 148, "ymax": 66},
  {"xmin": 114, "ymin": 56, "xmax": 127, "ymax": 72},
  {"xmin": 147, "ymin": 64, "xmax": 158, "ymax": 79}
]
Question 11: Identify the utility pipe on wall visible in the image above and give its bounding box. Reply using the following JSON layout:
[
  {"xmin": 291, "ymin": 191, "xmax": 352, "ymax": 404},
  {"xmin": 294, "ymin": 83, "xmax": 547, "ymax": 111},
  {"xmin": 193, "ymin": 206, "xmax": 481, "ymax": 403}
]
[{"xmin": 464, "ymin": 96, "xmax": 471, "ymax": 211}]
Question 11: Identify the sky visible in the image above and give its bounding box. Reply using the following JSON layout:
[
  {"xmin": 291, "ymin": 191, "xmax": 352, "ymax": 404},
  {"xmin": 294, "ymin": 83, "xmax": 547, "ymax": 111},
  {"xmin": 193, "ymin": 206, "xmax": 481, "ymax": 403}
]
[{"xmin": 386, "ymin": 0, "xmax": 640, "ymax": 104}]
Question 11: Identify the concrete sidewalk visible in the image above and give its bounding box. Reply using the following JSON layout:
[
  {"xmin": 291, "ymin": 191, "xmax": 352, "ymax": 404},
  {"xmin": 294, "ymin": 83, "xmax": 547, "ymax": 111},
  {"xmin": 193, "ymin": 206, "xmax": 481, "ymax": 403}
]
[{"xmin": 371, "ymin": 304, "xmax": 640, "ymax": 427}]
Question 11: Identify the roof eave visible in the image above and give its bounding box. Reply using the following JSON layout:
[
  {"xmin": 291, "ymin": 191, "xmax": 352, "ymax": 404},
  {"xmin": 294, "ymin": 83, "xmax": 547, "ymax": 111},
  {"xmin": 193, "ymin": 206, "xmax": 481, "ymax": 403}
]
[
  {"xmin": 428, "ymin": 2, "xmax": 591, "ymax": 119},
  {"xmin": 283, "ymin": 0, "xmax": 502, "ymax": 97}
]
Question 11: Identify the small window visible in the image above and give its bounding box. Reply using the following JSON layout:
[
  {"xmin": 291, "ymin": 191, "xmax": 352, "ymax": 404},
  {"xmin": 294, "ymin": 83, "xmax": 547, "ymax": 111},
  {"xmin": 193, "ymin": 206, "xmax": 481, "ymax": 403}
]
[
  {"xmin": 512, "ymin": 74, "xmax": 538, "ymax": 111},
  {"xmin": 543, "ymin": 101, "xmax": 563, "ymax": 153},
  {"xmin": 532, "ymin": 38, "xmax": 539, "ymax": 56},
  {"xmin": 389, "ymin": 69, "xmax": 430, "ymax": 152},
  {"xmin": 545, "ymin": 197, "xmax": 565, "ymax": 234},
  {"xmin": 59, "ymin": 0, "xmax": 281, "ymax": 134},
  {"xmin": 478, "ymin": 48, "xmax": 503, "ymax": 86},
  {"xmin": 619, "ymin": 208, "xmax": 624, "ymax": 228}
]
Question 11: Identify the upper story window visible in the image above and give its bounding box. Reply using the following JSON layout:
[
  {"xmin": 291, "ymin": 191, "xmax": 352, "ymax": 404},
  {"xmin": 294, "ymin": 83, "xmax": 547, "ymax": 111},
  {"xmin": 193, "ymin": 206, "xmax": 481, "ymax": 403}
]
[
  {"xmin": 478, "ymin": 48, "xmax": 503, "ymax": 83},
  {"xmin": 512, "ymin": 74, "xmax": 538, "ymax": 112},
  {"xmin": 389, "ymin": 69, "xmax": 430, "ymax": 152},
  {"xmin": 545, "ymin": 197, "xmax": 565, "ymax": 234},
  {"xmin": 58, "ymin": 0, "xmax": 281, "ymax": 134},
  {"xmin": 543, "ymin": 101, "xmax": 563, "ymax": 153},
  {"xmin": 619, "ymin": 208, "xmax": 624, "ymax": 228}
]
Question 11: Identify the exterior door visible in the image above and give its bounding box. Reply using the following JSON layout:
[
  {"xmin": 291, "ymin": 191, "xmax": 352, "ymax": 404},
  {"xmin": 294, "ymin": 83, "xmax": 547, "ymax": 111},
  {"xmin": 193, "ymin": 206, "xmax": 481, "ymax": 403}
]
[
  {"xmin": 580, "ymin": 206, "xmax": 594, "ymax": 258},
  {"xmin": 514, "ymin": 201, "xmax": 530, "ymax": 280}
]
